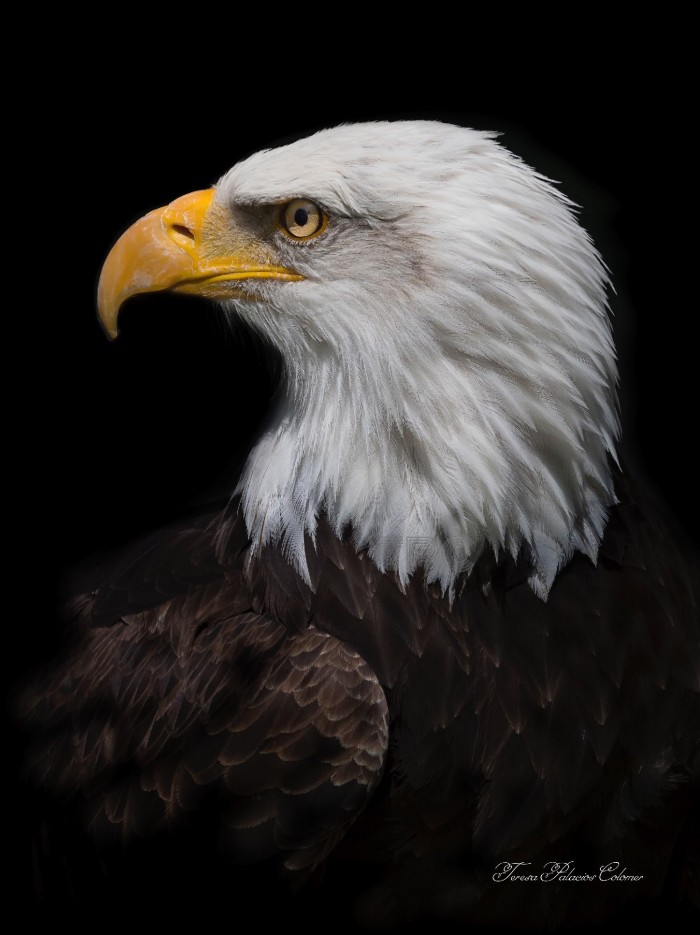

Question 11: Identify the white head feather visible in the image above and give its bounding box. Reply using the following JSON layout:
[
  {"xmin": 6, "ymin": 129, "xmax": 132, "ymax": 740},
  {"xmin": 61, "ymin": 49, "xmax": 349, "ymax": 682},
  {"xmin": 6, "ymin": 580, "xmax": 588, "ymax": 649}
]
[{"xmin": 216, "ymin": 121, "xmax": 619, "ymax": 600}]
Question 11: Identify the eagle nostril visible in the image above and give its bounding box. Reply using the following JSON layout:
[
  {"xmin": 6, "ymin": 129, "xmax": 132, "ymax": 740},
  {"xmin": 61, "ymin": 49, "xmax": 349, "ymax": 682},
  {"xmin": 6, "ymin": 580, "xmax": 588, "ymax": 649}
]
[{"xmin": 169, "ymin": 223, "xmax": 196, "ymax": 246}]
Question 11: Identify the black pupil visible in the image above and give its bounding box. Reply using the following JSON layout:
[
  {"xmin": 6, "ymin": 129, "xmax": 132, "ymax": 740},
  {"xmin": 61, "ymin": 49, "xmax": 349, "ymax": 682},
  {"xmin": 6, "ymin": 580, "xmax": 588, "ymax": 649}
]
[{"xmin": 294, "ymin": 207, "xmax": 309, "ymax": 228}]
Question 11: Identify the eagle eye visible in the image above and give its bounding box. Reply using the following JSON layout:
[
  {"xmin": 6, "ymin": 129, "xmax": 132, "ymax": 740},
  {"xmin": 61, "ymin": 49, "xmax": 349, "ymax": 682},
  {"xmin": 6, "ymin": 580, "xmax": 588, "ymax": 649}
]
[{"xmin": 279, "ymin": 199, "xmax": 326, "ymax": 240}]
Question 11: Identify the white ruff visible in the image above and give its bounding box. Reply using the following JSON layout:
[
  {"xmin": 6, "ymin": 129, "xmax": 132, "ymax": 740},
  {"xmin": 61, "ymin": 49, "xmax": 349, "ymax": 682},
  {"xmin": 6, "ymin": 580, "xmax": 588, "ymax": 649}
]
[{"xmin": 217, "ymin": 122, "xmax": 620, "ymax": 600}]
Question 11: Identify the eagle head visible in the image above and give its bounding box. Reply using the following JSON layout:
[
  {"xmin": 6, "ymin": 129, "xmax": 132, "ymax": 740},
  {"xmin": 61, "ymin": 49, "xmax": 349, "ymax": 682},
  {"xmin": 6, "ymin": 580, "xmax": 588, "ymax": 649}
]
[{"xmin": 99, "ymin": 122, "xmax": 619, "ymax": 599}]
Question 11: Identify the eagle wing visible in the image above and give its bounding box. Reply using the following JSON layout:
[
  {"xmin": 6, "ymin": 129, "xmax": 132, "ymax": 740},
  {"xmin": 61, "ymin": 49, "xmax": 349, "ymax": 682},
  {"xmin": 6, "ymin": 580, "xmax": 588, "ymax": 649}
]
[{"xmin": 23, "ymin": 511, "xmax": 389, "ymax": 874}]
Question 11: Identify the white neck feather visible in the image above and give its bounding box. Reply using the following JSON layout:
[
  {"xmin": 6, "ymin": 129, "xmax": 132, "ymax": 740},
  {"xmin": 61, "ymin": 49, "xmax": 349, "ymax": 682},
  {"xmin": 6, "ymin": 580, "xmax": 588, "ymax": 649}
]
[{"xmin": 222, "ymin": 123, "xmax": 619, "ymax": 600}]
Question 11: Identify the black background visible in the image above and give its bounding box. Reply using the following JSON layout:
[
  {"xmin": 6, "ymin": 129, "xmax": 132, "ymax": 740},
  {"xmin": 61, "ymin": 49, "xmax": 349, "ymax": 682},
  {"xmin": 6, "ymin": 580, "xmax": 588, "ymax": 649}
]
[{"xmin": 14, "ymin": 55, "xmax": 699, "ymax": 927}]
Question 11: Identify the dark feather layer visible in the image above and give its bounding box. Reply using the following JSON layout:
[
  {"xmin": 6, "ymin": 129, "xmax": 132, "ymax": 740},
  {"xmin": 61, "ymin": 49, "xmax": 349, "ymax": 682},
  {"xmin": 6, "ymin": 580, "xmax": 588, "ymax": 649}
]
[{"xmin": 21, "ymin": 466, "xmax": 700, "ymax": 926}]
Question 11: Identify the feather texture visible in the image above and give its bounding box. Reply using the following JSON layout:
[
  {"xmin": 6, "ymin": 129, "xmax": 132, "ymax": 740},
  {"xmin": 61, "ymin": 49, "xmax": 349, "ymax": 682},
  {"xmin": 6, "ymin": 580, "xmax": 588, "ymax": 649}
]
[
  {"xmin": 220, "ymin": 123, "xmax": 619, "ymax": 598},
  {"xmin": 22, "ymin": 469, "xmax": 700, "ymax": 924}
]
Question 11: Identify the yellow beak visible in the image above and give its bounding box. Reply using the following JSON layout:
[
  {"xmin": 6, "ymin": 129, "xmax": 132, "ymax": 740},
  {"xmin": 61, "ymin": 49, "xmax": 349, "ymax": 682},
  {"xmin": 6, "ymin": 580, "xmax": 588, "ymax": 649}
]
[{"xmin": 97, "ymin": 188, "xmax": 303, "ymax": 339}]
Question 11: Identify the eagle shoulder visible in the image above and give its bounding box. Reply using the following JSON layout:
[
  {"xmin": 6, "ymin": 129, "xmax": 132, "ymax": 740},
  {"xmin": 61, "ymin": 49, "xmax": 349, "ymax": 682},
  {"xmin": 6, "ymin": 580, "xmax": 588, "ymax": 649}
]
[{"xmin": 23, "ymin": 506, "xmax": 389, "ymax": 874}]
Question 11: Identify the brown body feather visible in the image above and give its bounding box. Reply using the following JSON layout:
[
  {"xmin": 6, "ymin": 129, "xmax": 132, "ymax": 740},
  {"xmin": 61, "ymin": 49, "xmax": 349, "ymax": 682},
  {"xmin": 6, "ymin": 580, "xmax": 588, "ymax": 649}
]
[{"xmin": 23, "ymin": 466, "xmax": 700, "ymax": 926}]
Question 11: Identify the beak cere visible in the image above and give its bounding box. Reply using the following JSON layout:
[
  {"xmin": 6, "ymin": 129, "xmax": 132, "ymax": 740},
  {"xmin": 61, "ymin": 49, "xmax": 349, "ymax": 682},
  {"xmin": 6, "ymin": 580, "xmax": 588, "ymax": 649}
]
[{"xmin": 97, "ymin": 188, "xmax": 303, "ymax": 339}]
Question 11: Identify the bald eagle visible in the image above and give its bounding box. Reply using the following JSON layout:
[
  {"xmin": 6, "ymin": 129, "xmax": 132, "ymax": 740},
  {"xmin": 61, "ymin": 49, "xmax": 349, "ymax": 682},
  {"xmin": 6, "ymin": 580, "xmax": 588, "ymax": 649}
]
[{"xmin": 24, "ymin": 122, "xmax": 699, "ymax": 928}]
